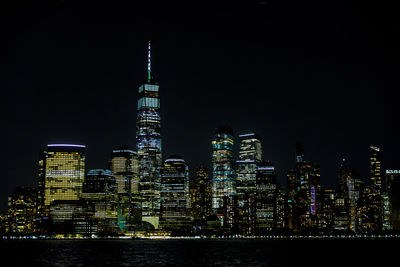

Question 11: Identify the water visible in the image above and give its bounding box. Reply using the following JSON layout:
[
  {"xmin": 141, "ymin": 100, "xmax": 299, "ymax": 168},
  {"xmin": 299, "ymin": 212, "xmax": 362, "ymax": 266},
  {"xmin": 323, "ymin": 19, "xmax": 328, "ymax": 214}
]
[{"xmin": 0, "ymin": 239, "xmax": 398, "ymax": 266}]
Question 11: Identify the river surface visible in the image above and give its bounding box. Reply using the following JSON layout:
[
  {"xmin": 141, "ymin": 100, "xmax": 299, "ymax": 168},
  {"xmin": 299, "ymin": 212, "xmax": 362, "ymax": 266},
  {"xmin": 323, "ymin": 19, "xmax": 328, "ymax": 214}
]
[{"xmin": 0, "ymin": 239, "xmax": 397, "ymax": 266}]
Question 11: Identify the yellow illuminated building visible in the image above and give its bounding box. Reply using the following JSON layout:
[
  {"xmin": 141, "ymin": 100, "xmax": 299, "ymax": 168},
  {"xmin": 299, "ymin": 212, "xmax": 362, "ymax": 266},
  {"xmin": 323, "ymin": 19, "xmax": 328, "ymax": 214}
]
[{"xmin": 43, "ymin": 144, "xmax": 85, "ymax": 206}]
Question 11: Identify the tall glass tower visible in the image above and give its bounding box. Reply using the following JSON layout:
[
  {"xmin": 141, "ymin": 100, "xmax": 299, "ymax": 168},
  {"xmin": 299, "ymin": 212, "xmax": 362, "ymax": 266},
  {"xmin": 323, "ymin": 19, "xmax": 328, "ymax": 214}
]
[
  {"xmin": 211, "ymin": 126, "xmax": 235, "ymax": 224},
  {"xmin": 236, "ymin": 133, "xmax": 262, "ymax": 235},
  {"xmin": 370, "ymin": 145, "xmax": 382, "ymax": 195},
  {"xmin": 369, "ymin": 144, "xmax": 382, "ymax": 231},
  {"xmin": 255, "ymin": 161, "xmax": 277, "ymax": 234},
  {"xmin": 136, "ymin": 41, "xmax": 162, "ymax": 229}
]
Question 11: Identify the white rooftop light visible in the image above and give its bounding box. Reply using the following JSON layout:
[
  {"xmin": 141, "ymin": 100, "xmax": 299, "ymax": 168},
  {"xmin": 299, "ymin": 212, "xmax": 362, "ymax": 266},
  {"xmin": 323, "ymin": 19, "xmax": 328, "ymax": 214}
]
[{"xmin": 48, "ymin": 144, "xmax": 86, "ymax": 148}]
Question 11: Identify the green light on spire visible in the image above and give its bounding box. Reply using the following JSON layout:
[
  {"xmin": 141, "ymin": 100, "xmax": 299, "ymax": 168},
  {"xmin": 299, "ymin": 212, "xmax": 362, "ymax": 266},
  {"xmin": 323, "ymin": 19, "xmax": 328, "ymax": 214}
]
[{"xmin": 147, "ymin": 40, "xmax": 151, "ymax": 83}]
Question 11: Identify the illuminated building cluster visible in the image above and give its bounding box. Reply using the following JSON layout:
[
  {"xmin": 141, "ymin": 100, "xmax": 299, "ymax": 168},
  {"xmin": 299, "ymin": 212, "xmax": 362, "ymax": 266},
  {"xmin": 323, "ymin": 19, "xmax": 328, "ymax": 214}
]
[
  {"xmin": 1, "ymin": 43, "xmax": 400, "ymax": 238},
  {"xmin": 5, "ymin": 187, "xmax": 37, "ymax": 234}
]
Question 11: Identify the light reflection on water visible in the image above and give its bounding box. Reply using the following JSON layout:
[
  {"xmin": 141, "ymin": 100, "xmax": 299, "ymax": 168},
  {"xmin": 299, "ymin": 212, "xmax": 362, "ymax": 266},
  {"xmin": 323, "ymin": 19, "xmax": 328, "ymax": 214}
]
[{"xmin": 0, "ymin": 239, "xmax": 395, "ymax": 266}]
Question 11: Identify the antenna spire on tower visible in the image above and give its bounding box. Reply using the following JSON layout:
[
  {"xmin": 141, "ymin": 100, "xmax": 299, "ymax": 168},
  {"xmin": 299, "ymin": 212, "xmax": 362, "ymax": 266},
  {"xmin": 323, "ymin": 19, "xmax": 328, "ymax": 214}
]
[{"xmin": 147, "ymin": 40, "xmax": 151, "ymax": 83}]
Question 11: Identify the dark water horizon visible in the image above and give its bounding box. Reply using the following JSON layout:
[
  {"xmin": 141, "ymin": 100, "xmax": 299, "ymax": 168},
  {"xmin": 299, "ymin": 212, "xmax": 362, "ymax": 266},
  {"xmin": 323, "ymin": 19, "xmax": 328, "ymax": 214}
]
[{"xmin": 1, "ymin": 239, "xmax": 397, "ymax": 266}]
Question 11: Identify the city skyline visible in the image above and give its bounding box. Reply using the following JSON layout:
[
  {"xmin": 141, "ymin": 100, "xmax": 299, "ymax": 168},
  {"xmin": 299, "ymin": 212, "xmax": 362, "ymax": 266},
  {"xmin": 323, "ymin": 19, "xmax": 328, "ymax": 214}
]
[{"xmin": 2, "ymin": 0, "xmax": 400, "ymax": 214}]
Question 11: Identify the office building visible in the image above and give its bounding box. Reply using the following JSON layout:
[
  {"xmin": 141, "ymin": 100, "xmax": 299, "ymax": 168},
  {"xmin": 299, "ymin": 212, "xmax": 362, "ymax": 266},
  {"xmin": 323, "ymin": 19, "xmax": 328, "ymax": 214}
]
[
  {"xmin": 236, "ymin": 133, "xmax": 262, "ymax": 235},
  {"xmin": 136, "ymin": 41, "xmax": 162, "ymax": 229},
  {"xmin": 211, "ymin": 126, "xmax": 235, "ymax": 225},
  {"xmin": 109, "ymin": 146, "xmax": 140, "ymax": 230},
  {"xmin": 255, "ymin": 161, "xmax": 276, "ymax": 234},
  {"xmin": 190, "ymin": 166, "xmax": 212, "ymax": 220},
  {"xmin": 386, "ymin": 170, "xmax": 400, "ymax": 230},
  {"xmin": 37, "ymin": 144, "xmax": 85, "ymax": 219},
  {"xmin": 82, "ymin": 169, "xmax": 118, "ymax": 233},
  {"xmin": 160, "ymin": 155, "xmax": 190, "ymax": 232}
]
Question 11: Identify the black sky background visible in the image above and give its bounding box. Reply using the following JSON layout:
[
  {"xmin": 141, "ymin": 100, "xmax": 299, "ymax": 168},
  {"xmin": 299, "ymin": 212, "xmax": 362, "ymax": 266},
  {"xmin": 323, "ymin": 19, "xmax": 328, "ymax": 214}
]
[{"xmin": 1, "ymin": 0, "xmax": 399, "ymax": 212}]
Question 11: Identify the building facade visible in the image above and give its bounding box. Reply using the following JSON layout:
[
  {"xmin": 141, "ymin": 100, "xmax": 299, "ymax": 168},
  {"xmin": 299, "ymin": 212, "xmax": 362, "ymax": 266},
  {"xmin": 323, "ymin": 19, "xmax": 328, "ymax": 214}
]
[{"xmin": 37, "ymin": 144, "xmax": 86, "ymax": 220}]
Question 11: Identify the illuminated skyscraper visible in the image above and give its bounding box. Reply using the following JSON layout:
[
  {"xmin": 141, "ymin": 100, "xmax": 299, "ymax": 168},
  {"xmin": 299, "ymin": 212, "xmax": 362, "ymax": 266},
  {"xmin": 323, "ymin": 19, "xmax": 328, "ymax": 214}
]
[
  {"xmin": 370, "ymin": 145, "xmax": 382, "ymax": 194},
  {"xmin": 385, "ymin": 170, "xmax": 400, "ymax": 231},
  {"xmin": 297, "ymin": 162, "xmax": 321, "ymax": 231},
  {"xmin": 287, "ymin": 142, "xmax": 321, "ymax": 232},
  {"xmin": 255, "ymin": 161, "xmax": 277, "ymax": 234},
  {"xmin": 321, "ymin": 189, "xmax": 335, "ymax": 233},
  {"xmin": 382, "ymin": 192, "xmax": 391, "ymax": 231},
  {"xmin": 274, "ymin": 187, "xmax": 286, "ymax": 230},
  {"xmin": 36, "ymin": 144, "xmax": 85, "ymax": 235},
  {"xmin": 286, "ymin": 141, "xmax": 306, "ymax": 232},
  {"xmin": 356, "ymin": 146, "xmax": 384, "ymax": 234},
  {"xmin": 160, "ymin": 155, "xmax": 190, "ymax": 232},
  {"xmin": 190, "ymin": 166, "xmax": 212, "ymax": 220},
  {"xmin": 109, "ymin": 146, "xmax": 140, "ymax": 230},
  {"xmin": 356, "ymin": 185, "xmax": 376, "ymax": 233},
  {"xmin": 286, "ymin": 169, "xmax": 298, "ymax": 232},
  {"xmin": 334, "ymin": 158, "xmax": 363, "ymax": 232},
  {"xmin": 136, "ymin": 41, "xmax": 162, "ymax": 229},
  {"xmin": 211, "ymin": 126, "xmax": 235, "ymax": 225},
  {"xmin": 82, "ymin": 169, "xmax": 118, "ymax": 233},
  {"xmin": 38, "ymin": 144, "xmax": 85, "ymax": 213},
  {"xmin": 369, "ymin": 145, "xmax": 382, "ymax": 231},
  {"xmin": 236, "ymin": 133, "xmax": 262, "ymax": 235},
  {"xmin": 109, "ymin": 146, "xmax": 139, "ymax": 194}
]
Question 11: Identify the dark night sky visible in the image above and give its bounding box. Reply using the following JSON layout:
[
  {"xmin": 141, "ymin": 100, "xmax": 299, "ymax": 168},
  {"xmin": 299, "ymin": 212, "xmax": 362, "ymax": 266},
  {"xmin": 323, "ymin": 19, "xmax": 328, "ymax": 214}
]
[{"xmin": 1, "ymin": 0, "xmax": 399, "ymax": 212}]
